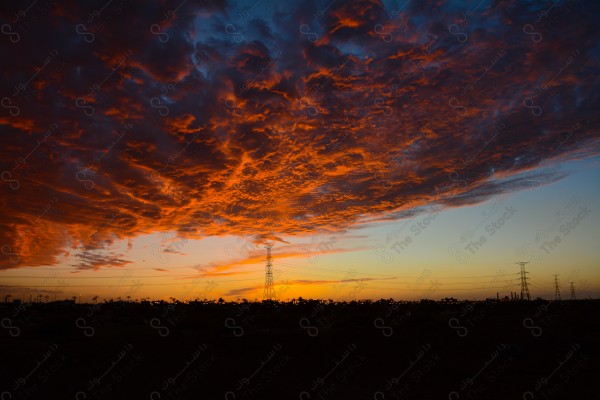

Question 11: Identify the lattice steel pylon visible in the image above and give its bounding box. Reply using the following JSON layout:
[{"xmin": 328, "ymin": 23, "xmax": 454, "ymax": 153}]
[
  {"xmin": 516, "ymin": 261, "xmax": 531, "ymax": 300},
  {"xmin": 263, "ymin": 242, "xmax": 275, "ymax": 301},
  {"xmin": 570, "ymin": 282, "xmax": 576, "ymax": 300},
  {"xmin": 553, "ymin": 274, "xmax": 561, "ymax": 300}
]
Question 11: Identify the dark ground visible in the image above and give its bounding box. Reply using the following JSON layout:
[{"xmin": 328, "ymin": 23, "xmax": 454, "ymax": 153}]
[{"xmin": 0, "ymin": 299, "xmax": 598, "ymax": 400}]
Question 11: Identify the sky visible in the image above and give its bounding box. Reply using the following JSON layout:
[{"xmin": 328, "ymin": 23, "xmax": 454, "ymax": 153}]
[{"xmin": 0, "ymin": 0, "xmax": 599, "ymax": 301}]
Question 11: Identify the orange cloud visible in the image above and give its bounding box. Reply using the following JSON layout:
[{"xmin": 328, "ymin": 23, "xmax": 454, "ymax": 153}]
[{"xmin": 0, "ymin": 0, "xmax": 599, "ymax": 272}]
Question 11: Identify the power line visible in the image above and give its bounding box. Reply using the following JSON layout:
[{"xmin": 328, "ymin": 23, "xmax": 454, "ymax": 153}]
[
  {"xmin": 276, "ymin": 261, "xmax": 520, "ymax": 280},
  {"xmin": 3, "ymin": 256, "xmax": 586, "ymax": 300},
  {"xmin": 4, "ymin": 260, "xmax": 526, "ymax": 281},
  {"xmin": 10, "ymin": 266, "xmax": 202, "ymax": 271},
  {"xmin": 366, "ymin": 287, "xmax": 521, "ymax": 292},
  {"xmin": 274, "ymin": 270, "xmax": 397, "ymax": 281},
  {"xmin": 0, "ymin": 274, "xmax": 223, "ymax": 279},
  {"xmin": 0, "ymin": 277, "xmax": 260, "ymax": 288},
  {"xmin": 0, "ymin": 267, "xmax": 523, "ymax": 292},
  {"xmin": 276, "ymin": 261, "xmax": 396, "ymax": 277},
  {"xmin": 360, "ymin": 279, "xmax": 520, "ymax": 286}
]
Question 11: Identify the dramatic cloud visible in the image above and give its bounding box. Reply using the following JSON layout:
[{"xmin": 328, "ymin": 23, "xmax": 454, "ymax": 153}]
[{"xmin": 1, "ymin": 0, "xmax": 599, "ymax": 269}]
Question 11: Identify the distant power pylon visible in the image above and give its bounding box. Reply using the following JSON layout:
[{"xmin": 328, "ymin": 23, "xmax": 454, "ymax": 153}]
[
  {"xmin": 570, "ymin": 282, "xmax": 576, "ymax": 300},
  {"xmin": 553, "ymin": 274, "xmax": 561, "ymax": 301},
  {"xmin": 263, "ymin": 243, "xmax": 275, "ymax": 301},
  {"xmin": 516, "ymin": 261, "xmax": 531, "ymax": 300}
]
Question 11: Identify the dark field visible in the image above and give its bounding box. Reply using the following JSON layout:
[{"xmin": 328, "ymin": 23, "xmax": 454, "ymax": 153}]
[{"xmin": 1, "ymin": 299, "xmax": 598, "ymax": 400}]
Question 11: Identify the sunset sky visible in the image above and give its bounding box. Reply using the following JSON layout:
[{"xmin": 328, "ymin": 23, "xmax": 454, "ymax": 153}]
[{"xmin": 1, "ymin": 0, "xmax": 599, "ymax": 301}]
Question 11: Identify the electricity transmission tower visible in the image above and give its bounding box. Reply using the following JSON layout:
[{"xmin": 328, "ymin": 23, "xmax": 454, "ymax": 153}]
[
  {"xmin": 570, "ymin": 282, "xmax": 576, "ymax": 300},
  {"xmin": 516, "ymin": 261, "xmax": 531, "ymax": 300},
  {"xmin": 263, "ymin": 242, "xmax": 275, "ymax": 301},
  {"xmin": 553, "ymin": 274, "xmax": 561, "ymax": 300}
]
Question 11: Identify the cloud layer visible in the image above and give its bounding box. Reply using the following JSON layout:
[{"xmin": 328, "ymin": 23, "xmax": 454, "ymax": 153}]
[{"xmin": 1, "ymin": 0, "xmax": 599, "ymax": 269}]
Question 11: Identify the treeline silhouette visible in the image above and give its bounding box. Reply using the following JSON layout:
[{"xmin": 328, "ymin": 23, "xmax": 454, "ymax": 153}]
[{"xmin": 1, "ymin": 299, "xmax": 597, "ymax": 399}]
